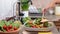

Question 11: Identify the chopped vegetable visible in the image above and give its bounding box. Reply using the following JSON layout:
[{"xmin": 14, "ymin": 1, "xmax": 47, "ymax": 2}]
[
  {"xmin": 21, "ymin": 0, "xmax": 28, "ymax": 3},
  {"xmin": 22, "ymin": 17, "xmax": 31, "ymax": 23},
  {"xmin": 0, "ymin": 20, "xmax": 21, "ymax": 32},
  {"xmin": 23, "ymin": 17, "xmax": 51, "ymax": 28},
  {"xmin": 43, "ymin": 21, "xmax": 48, "ymax": 27},
  {"xmin": 25, "ymin": 23, "xmax": 32, "ymax": 27}
]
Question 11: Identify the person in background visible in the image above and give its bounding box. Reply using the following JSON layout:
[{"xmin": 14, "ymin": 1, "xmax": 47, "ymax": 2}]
[
  {"xmin": 31, "ymin": 0, "xmax": 53, "ymax": 14},
  {"xmin": 44, "ymin": 0, "xmax": 60, "ymax": 10}
]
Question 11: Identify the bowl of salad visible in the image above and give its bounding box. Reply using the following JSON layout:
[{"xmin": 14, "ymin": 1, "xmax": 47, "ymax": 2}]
[
  {"xmin": 0, "ymin": 20, "xmax": 22, "ymax": 34},
  {"xmin": 22, "ymin": 17, "xmax": 53, "ymax": 31}
]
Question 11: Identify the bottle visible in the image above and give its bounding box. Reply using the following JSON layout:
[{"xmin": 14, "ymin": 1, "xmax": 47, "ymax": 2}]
[
  {"xmin": 55, "ymin": 2, "xmax": 60, "ymax": 16},
  {"xmin": 48, "ymin": 8, "xmax": 54, "ymax": 15}
]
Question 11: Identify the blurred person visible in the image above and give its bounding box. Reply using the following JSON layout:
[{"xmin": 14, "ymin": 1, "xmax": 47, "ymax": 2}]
[
  {"xmin": 44, "ymin": 0, "xmax": 60, "ymax": 10},
  {"xmin": 31, "ymin": 0, "xmax": 60, "ymax": 11}
]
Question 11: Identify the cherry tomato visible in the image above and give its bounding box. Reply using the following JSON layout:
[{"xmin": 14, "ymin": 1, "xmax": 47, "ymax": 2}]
[
  {"xmin": 14, "ymin": 27, "xmax": 17, "ymax": 30},
  {"xmin": 3, "ymin": 25, "xmax": 7, "ymax": 30},
  {"xmin": 6, "ymin": 28, "xmax": 10, "ymax": 32},
  {"xmin": 32, "ymin": 25, "xmax": 36, "ymax": 28},
  {"xmin": 8, "ymin": 24, "xmax": 12, "ymax": 29},
  {"xmin": 7, "ymin": 30, "xmax": 10, "ymax": 32}
]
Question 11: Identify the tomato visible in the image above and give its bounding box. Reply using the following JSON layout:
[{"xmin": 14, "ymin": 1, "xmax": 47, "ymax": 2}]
[
  {"xmin": 8, "ymin": 24, "xmax": 12, "ymax": 29},
  {"xmin": 7, "ymin": 30, "xmax": 10, "ymax": 32},
  {"xmin": 3, "ymin": 25, "xmax": 7, "ymax": 30},
  {"xmin": 6, "ymin": 28, "xmax": 10, "ymax": 32},
  {"xmin": 32, "ymin": 25, "xmax": 36, "ymax": 28},
  {"xmin": 14, "ymin": 27, "xmax": 17, "ymax": 30},
  {"xmin": 35, "ymin": 25, "xmax": 40, "ymax": 28}
]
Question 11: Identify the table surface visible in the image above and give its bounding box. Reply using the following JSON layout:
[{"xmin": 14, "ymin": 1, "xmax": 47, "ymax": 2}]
[
  {"xmin": 29, "ymin": 15, "xmax": 60, "ymax": 21},
  {"xmin": 20, "ymin": 15, "xmax": 60, "ymax": 21},
  {"xmin": 19, "ymin": 22, "xmax": 59, "ymax": 34}
]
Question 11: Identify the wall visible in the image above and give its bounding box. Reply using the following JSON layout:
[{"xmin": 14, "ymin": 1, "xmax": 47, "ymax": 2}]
[
  {"xmin": 44, "ymin": 0, "xmax": 60, "ymax": 9},
  {"xmin": 0, "ymin": 0, "xmax": 18, "ymax": 20},
  {"xmin": 32, "ymin": 0, "xmax": 52, "ymax": 9},
  {"xmin": 0, "ymin": 0, "xmax": 60, "ymax": 20},
  {"xmin": 32, "ymin": 0, "xmax": 60, "ymax": 9}
]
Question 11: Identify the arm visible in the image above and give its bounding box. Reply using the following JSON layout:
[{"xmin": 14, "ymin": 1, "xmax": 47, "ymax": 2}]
[{"xmin": 44, "ymin": 0, "xmax": 60, "ymax": 9}]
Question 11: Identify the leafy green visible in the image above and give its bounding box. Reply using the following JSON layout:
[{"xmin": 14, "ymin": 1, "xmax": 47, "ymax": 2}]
[
  {"xmin": 48, "ymin": 23, "xmax": 52, "ymax": 27},
  {"xmin": 5, "ymin": 20, "xmax": 13, "ymax": 26},
  {"xmin": 21, "ymin": 0, "xmax": 29, "ymax": 11},
  {"xmin": 23, "ymin": 17, "xmax": 31, "ymax": 23},
  {"xmin": 0, "ymin": 20, "xmax": 6, "ymax": 23},
  {"xmin": 0, "ymin": 20, "xmax": 5, "ymax": 27},
  {"xmin": 0, "ymin": 23, "xmax": 4, "ymax": 27},
  {"xmin": 25, "ymin": 23, "xmax": 32, "ymax": 27},
  {"xmin": 0, "ymin": 20, "xmax": 21, "ymax": 32},
  {"xmin": 0, "ymin": 27, "xmax": 6, "ymax": 32},
  {"xmin": 33, "ymin": 18, "xmax": 42, "ymax": 25},
  {"xmin": 2, "ymin": 28, "xmax": 6, "ymax": 32},
  {"xmin": 0, "ymin": 27, "xmax": 3, "ymax": 31},
  {"xmin": 12, "ymin": 23, "xmax": 20, "ymax": 28},
  {"xmin": 8, "ymin": 20, "xmax": 13, "ymax": 24},
  {"xmin": 43, "ymin": 21, "xmax": 48, "ymax": 27},
  {"xmin": 21, "ymin": 4, "xmax": 29, "ymax": 11},
  {"xmin": 21, "ymin": 0, "xmax": 28, "ymax": 3}
]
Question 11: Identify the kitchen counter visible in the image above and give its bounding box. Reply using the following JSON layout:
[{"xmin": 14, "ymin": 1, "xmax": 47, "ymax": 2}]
[
  {"xmin": 28, "ymin": 15, "xmax": 60, "ymax": 21},
  {"xmin": 20, "ymin": 15, "xmax": 60, "ymax": 21},
  {"xmin": 45, "ymin": 15, "xmax": 60, "ymax": 21}
]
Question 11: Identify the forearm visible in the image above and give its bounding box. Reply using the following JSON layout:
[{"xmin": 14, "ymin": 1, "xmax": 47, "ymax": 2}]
[{"xmin": 45, "ymin": 0, "xmax": 60, "ymax": 9}]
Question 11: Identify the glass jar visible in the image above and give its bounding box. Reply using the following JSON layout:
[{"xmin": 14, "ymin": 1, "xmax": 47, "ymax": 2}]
[{"xmin": 55, "ymin": 3, "xmax": 60, "ymax": 16}]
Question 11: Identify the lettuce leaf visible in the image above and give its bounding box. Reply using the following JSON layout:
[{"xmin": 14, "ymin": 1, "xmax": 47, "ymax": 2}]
[
  {"xmin": 5, "ymin": 20, "xmax": 13, "ymax": 26},
  {"xmin": 21, "ymin": 0, "xmax": 28, "ymax": 3},
  {"xmin": 12, "ymin": 23, "xmax": 20, "ymax": 28},
  {"xmin": 0, "ymin": 20, "xmax": 5, "ymax": 27}
]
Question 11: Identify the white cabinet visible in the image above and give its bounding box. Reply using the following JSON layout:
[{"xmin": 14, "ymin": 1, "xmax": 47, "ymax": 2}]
[{"xmin": 55, "ymin": 6, "xmax": 60, "ymax": 15}]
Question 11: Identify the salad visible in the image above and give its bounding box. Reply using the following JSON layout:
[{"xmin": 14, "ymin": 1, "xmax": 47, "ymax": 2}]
[
  {"xmin": 22, "ymin": 17, "xmax": 52, "ymax": 28},
  {"xmin": 0, "ymin": 20, "xmax": 21, "ymax": 32}
]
